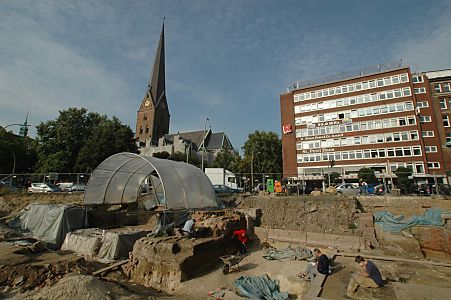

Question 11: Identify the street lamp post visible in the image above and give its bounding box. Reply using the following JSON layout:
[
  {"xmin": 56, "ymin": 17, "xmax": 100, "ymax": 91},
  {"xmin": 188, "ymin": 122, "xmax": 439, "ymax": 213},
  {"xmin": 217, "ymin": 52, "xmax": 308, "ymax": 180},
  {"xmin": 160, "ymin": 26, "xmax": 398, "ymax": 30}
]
[
  {"xmin": 201, "ymin": 118, "xmax": 210, "ymax": 171},
  {"xmin": 251, "ymin": 146, "xmax": 255, "ymax": 190}
]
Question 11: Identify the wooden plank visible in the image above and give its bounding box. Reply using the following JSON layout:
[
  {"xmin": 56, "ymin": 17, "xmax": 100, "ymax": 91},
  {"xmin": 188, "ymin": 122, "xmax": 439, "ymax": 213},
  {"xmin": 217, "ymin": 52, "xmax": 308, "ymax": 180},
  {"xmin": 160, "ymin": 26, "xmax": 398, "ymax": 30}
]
[
  {"xmin": 92, "ymin": 259, "xmax": 128, "ymax": 276},
  {"xmin": 336, "ymin": 252, "xmax": 451, "ymax": 268}
]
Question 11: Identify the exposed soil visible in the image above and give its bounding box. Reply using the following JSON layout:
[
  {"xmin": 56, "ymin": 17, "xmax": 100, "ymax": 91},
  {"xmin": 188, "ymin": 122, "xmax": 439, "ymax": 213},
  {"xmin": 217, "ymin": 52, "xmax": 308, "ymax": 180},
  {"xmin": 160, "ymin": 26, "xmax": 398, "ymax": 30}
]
[
  {"xmin": 239, "ymin": 195, "xmax": 359, "ymax": 235},
  {"xmin": 0, "ymin": 193, "xmax": 83, "ymax": 220}
]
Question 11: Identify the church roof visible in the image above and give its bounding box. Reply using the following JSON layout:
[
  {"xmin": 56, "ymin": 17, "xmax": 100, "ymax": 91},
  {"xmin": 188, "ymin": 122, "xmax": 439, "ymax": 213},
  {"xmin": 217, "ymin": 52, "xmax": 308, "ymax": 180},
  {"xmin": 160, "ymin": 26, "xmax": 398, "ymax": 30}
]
[
  {"xmin": 163, "ymin": 130, "xmax": 232, "ymax": 151},
  {"xmin": 148, "ymin": 23, "xmax": 166, "ymax": 107}
]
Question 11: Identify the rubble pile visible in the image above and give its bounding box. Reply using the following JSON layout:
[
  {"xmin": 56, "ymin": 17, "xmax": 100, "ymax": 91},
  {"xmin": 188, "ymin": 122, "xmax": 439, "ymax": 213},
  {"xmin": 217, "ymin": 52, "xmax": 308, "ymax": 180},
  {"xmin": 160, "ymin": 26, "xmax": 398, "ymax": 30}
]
[{"xmin": 0, "ymin": 257, "xmax": 90, "ymax": 292}]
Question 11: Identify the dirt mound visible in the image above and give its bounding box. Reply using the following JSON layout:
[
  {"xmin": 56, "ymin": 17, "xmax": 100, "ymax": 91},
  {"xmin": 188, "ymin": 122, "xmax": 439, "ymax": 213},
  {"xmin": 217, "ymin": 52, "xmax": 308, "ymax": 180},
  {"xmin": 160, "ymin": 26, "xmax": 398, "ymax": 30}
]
[
  {"xmin": 22, "ymin": 274, "xmax": 117, "ymax": 300},
  {"xmin": 0, "ymin": 257, "xmax": 90, "ymax": 292},
  {"xmin": 0, "ymin": 193, "xmax": 83, "ymax": 220},
  {"xmin": 239, "ymin": 196, "xmax": 359, "ymax": 235}
]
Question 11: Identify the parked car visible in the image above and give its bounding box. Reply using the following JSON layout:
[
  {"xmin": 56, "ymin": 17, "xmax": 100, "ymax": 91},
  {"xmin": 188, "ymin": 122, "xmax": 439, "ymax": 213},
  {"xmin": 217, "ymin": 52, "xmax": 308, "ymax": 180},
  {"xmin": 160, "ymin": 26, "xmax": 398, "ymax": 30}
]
[
  {"xmin": 213, "ymin": 184, "xmax": 239, "ymax": 197},
  {"xmin": 57, "ymin": 182, "xmax": 74, "ymax": 192},
  {"xmin": 70, "ymin": 184, "xmax": 86, "ymax": 192},
  {"xmin": 336, "ymin": 183, "xmax": 360, "ymax": 196},
  {"xmin": 0, "ymin": 180, "xmax": 22, "ymax": 192},
  {"xmin": 413, "ymin": 183, "xmax": 435, "ymax": 196},
  {"xmin": 28, "ymin": 183, "xmax": 61, "ymax": 193}
]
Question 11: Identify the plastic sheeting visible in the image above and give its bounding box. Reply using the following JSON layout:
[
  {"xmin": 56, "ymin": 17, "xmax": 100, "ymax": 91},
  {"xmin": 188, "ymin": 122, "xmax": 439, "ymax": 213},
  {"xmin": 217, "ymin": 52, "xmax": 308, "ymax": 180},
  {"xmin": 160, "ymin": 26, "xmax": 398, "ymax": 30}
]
[
  {"xmin": 374, "ymin": 208, "xmax": 445, "ymax": 232},
  {"xmin": 263, "ymin": 246, "xmax": 314, "ymax": 261},
  {"xmin": 83, "ymin": 152, "xmax": 217, "ymax": 210},
  {"xmin": 62, "ymin": 227, "xmax": 149, "ymax": 261},
  {"xmin": 19, "ymin": 204, "xmax": 88, "ymax": 248},
  {"xmin": 97, "ymin": 229, "xmax": 148, "ymax": 261},
  {"xmin": 234, "ymin": 274, "xmax": 289, "ymax": 300},
  {"xmin": 62, "ymin": 228, "xmax": 102, "ymax": 257}
]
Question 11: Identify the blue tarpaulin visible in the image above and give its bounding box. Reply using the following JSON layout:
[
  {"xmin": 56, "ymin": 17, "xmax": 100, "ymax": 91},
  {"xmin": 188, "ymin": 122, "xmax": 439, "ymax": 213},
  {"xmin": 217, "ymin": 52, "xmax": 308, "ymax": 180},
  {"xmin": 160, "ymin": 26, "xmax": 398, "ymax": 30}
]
[
  {"xmin": 374, "ymin": 208, "xmax": 445, "ymax": 232},
  {"xmin": 234, "ymin": 274, "xmax": 289, "ymax": 300}
]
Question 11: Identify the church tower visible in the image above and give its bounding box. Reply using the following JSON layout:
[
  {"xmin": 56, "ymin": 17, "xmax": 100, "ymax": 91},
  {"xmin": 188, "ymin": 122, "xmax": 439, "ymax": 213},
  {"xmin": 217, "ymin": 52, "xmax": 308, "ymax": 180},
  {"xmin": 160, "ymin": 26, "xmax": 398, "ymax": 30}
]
[{"xmin": 136, "ymin": 23, "xmax": 170, "ymax": 145}]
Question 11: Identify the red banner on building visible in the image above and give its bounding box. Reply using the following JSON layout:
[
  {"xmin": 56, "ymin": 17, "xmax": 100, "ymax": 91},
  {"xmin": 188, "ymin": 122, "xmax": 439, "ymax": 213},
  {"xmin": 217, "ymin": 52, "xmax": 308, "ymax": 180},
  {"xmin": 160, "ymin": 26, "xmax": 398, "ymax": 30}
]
[{"xmin": 282, "ymin": 124, "xmax": 293, "ymax": 134}]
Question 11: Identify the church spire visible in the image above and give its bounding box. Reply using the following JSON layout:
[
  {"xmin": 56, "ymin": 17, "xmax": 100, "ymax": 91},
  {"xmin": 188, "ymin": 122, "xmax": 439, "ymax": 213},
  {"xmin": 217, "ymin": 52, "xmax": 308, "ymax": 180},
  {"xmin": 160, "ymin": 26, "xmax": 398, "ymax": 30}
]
[
  {"xmin": 136, "ymin": 21, "xmax": 170, "ymax": 145},
  {"xmin": 148, "ymin": 22, "xmax": 165, "ymax": 106}
]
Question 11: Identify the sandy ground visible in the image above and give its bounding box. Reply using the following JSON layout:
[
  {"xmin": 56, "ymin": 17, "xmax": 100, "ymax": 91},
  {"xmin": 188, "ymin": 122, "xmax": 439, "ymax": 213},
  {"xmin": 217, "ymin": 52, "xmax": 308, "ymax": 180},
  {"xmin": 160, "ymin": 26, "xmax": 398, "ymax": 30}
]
[{"xmin": 176, "ymin": 247, "xmax": 310, "ymax": 299}]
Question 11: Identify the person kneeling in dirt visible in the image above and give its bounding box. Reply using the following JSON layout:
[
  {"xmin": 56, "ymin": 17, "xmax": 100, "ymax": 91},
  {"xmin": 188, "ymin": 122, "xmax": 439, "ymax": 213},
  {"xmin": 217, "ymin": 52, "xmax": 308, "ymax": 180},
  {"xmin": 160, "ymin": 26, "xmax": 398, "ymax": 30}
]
[
  {"xmin": 346, "ymin": 256, "xmax": 383, "ymax": 298},
  {"xmin": 232, "ymin": 229, "xmax": 248, "ymax": 254},
  {"xmin": 298, "ymin": 248, "xmax": 329, "ymax": 281},
  {"xmin": 181, "ymin": 218, "xmax": 196, "ymax": 238}
]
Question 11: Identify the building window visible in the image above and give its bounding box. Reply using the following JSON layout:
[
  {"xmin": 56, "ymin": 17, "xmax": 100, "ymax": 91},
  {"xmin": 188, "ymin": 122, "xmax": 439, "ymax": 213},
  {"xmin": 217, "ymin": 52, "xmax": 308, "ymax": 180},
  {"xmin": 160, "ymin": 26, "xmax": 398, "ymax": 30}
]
[
  {"xmin": 434, "ymin": 84, "xmax": 442, "ymax": 93},
  {"xmin": 416, "ymin": 164, "xmax": 424, "ymax": 173},
  {"xmin": 427, "ymin": 162, "xmax": 440, "ymax": 169},
  {"xmin": 439, "ymin": 98, "xmax": 447, "ymax": 109},
  {"xmin": 447, "ymin": 134, "xmax": 451, "ymax": 147},
  {"xmin": 425, "ymin": 146, "xmax": 437, "ymax": 153},
  {"xmin": 444, "ymin": 116, "xmax": 450, "ymax": 127},
  {"xmin": 414, "ymin": 87, "xmax": 426, "ymax": 94},
  {"xmin": 416, "ymin": 101, "xmax": 429, "ymax": 108},
  {"xmin": 443, "ymin": 83, "xmax": 451, "ymax": 93},
  {"xmin": 143, "ymin": 114, "xmax": 147, "ymax": 121},
  {"xmin": 413, "ymin": 146, "xmax": 422, "ymax": 156},
  {"xmin": 412, "ymin": 75, "xmax": 423, "ymax": 83},
  {"xmin": 145, "ymin": 125, "xmax": 149, "ymax": 133},
  {"xmin": 422, "ymin": 131, "xmax": 434, "ymax": 137},
  {"xmin": 139, "ymin": 126, "xmax": 143, "ymax": 134},
  {"xmin": 420, "ymin": 116, "xmax": 431, "ymax": 123}
]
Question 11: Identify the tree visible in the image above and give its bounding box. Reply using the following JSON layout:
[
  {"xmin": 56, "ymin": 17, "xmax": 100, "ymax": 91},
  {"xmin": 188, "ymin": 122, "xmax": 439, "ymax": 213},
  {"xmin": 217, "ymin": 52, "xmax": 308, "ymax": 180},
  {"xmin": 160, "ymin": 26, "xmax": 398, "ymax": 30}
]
[
  {"xmin": 324, "ymin": 172, "xmax": 341, "ymax": 186},
  {"xmin": 153, "ymin": 151, "xmax": 170, "ymax": 159},
  {"xmin": 241, "ymin": 130, "xmax": 282, "ymax": 176},
  {"xmin": 211, "ymin": 149, "xmax": 242, "ymax": 173},
  {"xmin": 357, "ymin": 168, "xmax": 377, "ymax": 184},
  {"xmin": 0, "ymin": 128, "xmax": 37, "ymax": 174},
  {"xmin": 394, "ymin": 166, "xmax": 413, "ymax": 191},
  {"xmin": 35, "ymin": 107, "xmax": 137, "ymax": 173},
  {"xmin": 75, "ymin": 116, "xmax": 138, "ymax": 172},
  {"xmin": 169, "ymin": 151, "xmax": 187, "ymax": 162}
]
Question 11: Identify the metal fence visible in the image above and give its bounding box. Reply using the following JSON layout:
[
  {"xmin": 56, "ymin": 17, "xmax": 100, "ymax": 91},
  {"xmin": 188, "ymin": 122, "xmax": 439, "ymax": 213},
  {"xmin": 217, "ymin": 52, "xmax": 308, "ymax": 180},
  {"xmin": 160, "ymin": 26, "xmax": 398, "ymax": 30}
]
[{"xmin": 0, "ymin": 173, "xmax": 91, "ymax": 188}]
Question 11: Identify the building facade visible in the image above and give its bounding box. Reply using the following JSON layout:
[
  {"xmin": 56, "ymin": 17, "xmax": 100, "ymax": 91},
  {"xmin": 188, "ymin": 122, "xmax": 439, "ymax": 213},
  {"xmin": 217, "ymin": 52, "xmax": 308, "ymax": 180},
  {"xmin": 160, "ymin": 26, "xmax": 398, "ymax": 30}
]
[
  {"xmin": 280, "ymin": 61, "xmax": 449, "ymax": 184},
  {"xmin": 424, "ymin": 69, "xmax": 451, "ymax": 180},
  {"xmin": 139, "ymin": 129, "xmax": 234, "ymax": 165},
  {"xmin": 136, "ymin": 24, "xmax": 170, "ymax": 146}
]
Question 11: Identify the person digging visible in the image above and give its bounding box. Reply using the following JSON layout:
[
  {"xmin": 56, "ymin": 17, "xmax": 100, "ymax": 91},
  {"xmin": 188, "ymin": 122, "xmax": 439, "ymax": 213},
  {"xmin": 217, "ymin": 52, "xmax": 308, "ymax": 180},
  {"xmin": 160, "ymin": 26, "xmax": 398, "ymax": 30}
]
[{"xmin": 232, "ymin": 229, "xmax": 248, "ymax": 255}]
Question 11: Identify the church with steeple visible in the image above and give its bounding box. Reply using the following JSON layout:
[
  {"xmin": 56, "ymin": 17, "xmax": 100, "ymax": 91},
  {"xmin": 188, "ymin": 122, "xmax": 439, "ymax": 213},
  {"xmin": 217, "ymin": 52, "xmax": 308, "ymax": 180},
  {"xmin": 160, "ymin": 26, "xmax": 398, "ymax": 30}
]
[
  {"xmin": 136, "ymin": 23, "xmax": 234, "ymax": 164},
  {"xmin": 136, "ymin": 23, "xmax": 170, "ymax": 146}
]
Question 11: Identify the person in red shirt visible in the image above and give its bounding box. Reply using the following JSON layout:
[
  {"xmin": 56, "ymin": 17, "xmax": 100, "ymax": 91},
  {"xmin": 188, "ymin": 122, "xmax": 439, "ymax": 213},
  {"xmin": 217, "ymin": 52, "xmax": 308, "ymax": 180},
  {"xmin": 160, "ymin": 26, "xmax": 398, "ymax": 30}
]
[{"xmin": 233, "ymin": 229, "xmax": 248, "ymax": 254}]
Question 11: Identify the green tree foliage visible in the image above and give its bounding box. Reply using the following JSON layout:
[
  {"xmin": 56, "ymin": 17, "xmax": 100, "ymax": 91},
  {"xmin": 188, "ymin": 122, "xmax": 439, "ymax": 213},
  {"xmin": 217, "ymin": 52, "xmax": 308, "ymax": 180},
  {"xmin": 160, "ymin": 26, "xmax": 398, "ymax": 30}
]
[
  {"xmin": 241, "ymin": 130, "xmax": 282, "ymax": 176},
  {"xmin": 0, "ymin": 128, "xmax": 37, "ymax": 174},
  {"xmin": 394, "ymin": 166, "xmax": 413, "ymax": 190},
  {"xmin": 324, "ymin": 172, "xmax": 341, "ymax": 185},
  {"xmin": 211, "ymin": 149, "xmax": 242, "ymax": 173},
  {"xmin": 169, "ymin": 151, "xmax": 187, "ymax": 162},
  {"xmin": 35, "ymin": 108, "xmax": 137, "ymax": 173},
  {"xmin": 357, "ymin": 167, "xmax": 378, "ymax": 184},
  {"xmin": 153, "ymin": 151, "xmax": 202, "ymax": 168},
  {"xmin": 153, "ymin": 151, "xmax": 170, "ymax": 159}
]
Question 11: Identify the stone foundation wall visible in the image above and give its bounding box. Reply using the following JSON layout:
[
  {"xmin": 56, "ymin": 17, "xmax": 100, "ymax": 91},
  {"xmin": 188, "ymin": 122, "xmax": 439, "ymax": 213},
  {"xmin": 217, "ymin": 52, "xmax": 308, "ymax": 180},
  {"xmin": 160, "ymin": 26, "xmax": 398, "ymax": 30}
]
[
  {"xmin": 254, "ymin": 227, "xmax": 363, "ymax": 251},
  {"xmin": 125, "ymin": 236, "xmax": 237, "ymax": 293}
]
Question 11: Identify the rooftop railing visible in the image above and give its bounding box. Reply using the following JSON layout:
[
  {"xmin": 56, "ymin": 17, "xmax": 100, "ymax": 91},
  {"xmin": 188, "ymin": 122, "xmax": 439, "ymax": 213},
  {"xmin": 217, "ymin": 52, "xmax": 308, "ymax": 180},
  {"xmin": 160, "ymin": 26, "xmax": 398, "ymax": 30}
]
[{"xmin": 287, "ymin": 59, "xmax": 404, "ymax": 92}]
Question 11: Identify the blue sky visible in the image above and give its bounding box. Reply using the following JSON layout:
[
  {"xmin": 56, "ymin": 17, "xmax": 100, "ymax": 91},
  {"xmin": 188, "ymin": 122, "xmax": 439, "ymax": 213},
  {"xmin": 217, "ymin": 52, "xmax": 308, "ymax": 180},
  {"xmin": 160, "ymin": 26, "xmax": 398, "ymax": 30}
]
[{"xmin": 1, "ymin": 0, "xmax": 451, "ymax": 151}]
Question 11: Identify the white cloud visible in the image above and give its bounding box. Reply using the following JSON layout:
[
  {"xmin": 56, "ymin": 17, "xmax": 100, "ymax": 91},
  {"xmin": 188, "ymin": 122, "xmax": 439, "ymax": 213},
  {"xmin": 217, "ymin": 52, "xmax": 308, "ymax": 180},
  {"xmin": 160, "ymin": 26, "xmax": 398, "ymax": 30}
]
[
  {"xmin": 391, "ymin": 6, "xmax": 451, "ymax": 71},
  {"xmin": 0, "ymin": 1, "xmax": 143, "ymax": 130}
]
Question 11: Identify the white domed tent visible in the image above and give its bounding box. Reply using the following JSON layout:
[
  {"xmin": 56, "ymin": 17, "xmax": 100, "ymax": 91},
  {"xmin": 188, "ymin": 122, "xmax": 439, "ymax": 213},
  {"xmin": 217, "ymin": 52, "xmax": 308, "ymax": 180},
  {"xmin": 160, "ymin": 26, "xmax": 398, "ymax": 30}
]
[{"xmin": 83, "ymin": 152, "xmax": 217, "ymax": 210}]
